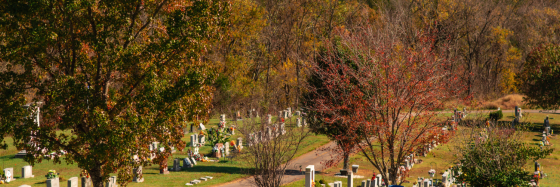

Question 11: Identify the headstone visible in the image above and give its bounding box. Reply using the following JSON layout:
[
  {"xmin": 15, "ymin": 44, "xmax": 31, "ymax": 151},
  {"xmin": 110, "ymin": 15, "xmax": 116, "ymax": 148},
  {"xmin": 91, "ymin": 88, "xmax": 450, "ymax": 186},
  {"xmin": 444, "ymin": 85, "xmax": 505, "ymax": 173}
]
[
  {"xmin": 22, "ymin": 165, "xmax": 34, "ymax": 178},
  {"xmin": 279, "ymin": 111, "xmax": 283, "ymax": 119},
  {"xmin": 283, "ymin": 110, "xmax": 289, "ymax": 118},
  {"xmin": 266, "ymin": 126, "xmax": 272, "ymax": 140},
  {"xmin": 515, "ymin": 106, "xmax": 519, "ymax": 118},
  {"xmin": 173, "ymin": 158, "xmax": 182, "ymax": 171},
  {"xmin": 47, "ymin": 178, "xmax": 60, "ymax": 187},
  {"xmin": 191, "ymin": 135, "xmax": 197, "ymax": 147},
  {"xmin": 347, "ymin": 171, "xmax": 353, "ymax": 187},
  {"xmin": 225, "ymin": 142, "xmax": 230, "ymax": 156},
  {"xmin": 199, "ymin": 136, "xmax": 206, "ymax": 145},
  {"xmin": 352, "ymin": 165, "xmax": 359, "ymax": 173},
  {"xmin": 257, "ymin": 131, "xmax": 262, "ymax": 142},
  {"xmin": 366, "ymin": 179, "xmax": 371, "ymax": 187},
  {"xmin": 199, "ymin": 123, "xmax": 206, "ymax": 131},
  {"xmin": 287, "ymin": 107, "xmax": 292, "ymax": 117},
  {"xmin": 220, "ymin": 114, "xmax": 226, "ymax": 121},
  {"xmin": 68, "ymin": 177, "xmax": 79, "ymax": 187},
  {"xmin": 105, "ymin": 176, "xmax": 117, "ymax": 187},
  {"xmin": 297, "ymin": 118, "xmax": 302, "ymax": 127},
  {"xmin": 190, "ymin": 156, "xmax": 198, "ymax": 165},
  {"xmin": 160, "ymin": 164, "xmax": 169, "ymax": 174},
  {"xmin": 376, "ymin": 174, "xmax": 382, "ymax": 186},
  {"xmin": 296, "ymin": 111, "xmax": 301, "ymax": 116},
  {"xmin": 237, "ymin": 137, "xmax": 243, "ymax": 150},
  {"xmin": 133, "ymin": 166, "xmax": 144, "ymax": 182},
  {"xmin": 18, "ymin": 185, "xmax": 32, "ymax": 187},
  {"xmin": 281, "ymin": 123, "xmax": 286, "ymax": 135},
  {"xmin": 305, "ymin": 165, "xmax": 315, "ymax": 187},
  {"xmin": 3, "ymin": 168, "xmax": 14, "ymax": 182},
  {"xmin": 267, "ymin": 114, "xmax": 272, "ymax": 124},
  {"xmin": 183, "ymin": 158, "xmax": 193, "ymax": 169},
  {"xmin": 81, "ymin": 177, "xmax": 92, "ymax": 187},
  {"xmin": 362, "ymin": 181, "xmax": 367, "ymax": 187},
  {"xmin": 423, "ymin": 179, "xmax": 429, "ymax": 187}
]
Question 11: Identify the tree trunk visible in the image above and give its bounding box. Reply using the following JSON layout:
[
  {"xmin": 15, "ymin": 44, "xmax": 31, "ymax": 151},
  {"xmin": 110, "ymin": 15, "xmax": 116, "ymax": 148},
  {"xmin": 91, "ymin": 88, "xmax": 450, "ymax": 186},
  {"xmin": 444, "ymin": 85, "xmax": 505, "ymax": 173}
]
[
  {"xmin": 343, "ymin": 153, "xmax": 349, "ymax": 170},
  {"xmin": 89, "ymin": 169, "xmax": 105, "ymax": 187}
]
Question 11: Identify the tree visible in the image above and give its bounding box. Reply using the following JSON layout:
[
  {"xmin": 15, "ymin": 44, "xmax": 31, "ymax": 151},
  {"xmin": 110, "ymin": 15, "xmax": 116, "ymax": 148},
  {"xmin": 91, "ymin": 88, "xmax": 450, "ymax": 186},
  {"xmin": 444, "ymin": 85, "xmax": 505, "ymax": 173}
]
[
  {"xmin": 0, "ymin": 0, "xmax": 228, "ymax": 186},
  {"xmin": 304, "ymin": 49, "xmax": 362, "ymax": 172},
  {"xmin": 238, "ymin": 109, "xmax": 310, "ymax": 187},
  {"xmin": 518, "ymin": 44, "xmax": 560, "ymax": 109},
  {"xmin": 307, "ymin": 25, "xmax": 465, "ymax": 186},
  {"xmin": 454, "ymin": 121, "xmax": 553, "ymax": 186}
]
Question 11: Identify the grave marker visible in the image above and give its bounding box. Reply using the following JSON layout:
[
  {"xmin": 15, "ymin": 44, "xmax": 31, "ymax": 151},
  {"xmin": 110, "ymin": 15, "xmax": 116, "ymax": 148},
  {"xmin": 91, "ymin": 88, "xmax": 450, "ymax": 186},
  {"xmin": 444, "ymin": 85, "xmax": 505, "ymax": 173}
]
[
  {"xmin": 3, "ymin": 168, "xmax": 14, "ymax": 182},
  {"xmin": 46, "ymin": 178, "xmax": 60, "ymax": 187},
  {"xmin": 81, "ymin": 177, "xmax": 92, "ymax": 187},
  {"xmin": 173, "ymin": 159, "xmax": 182, "ymax": 171},
  {"xmin": 183, "ymin": 158, "xmax": 193, "ymax": 169},
  {"xmin": 68, "ymin": 177, "xmax": 79, "ymax": 187},
  {"xmin": 22, "ymin": 165, "xmax": 34, "ymax": 178},
  {"xmin": 133, "ymin": 166, "xmax": 144, "ymax": 182},
  {"xmin": 347, "ymin": 171, "xmax": 353, "ymax": 187},
  {"xmin": 305, "ymin": 165, "xmax": 315, "ymax": 187}
]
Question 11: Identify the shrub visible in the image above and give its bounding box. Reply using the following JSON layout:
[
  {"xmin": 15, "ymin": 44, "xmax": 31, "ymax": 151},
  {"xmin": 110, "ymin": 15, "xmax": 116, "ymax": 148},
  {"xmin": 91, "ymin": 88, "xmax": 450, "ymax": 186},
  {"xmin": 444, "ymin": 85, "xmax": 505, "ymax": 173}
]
[{"xmin": 488, "ymin": 110, "xmax": 503, "ymax": 121}]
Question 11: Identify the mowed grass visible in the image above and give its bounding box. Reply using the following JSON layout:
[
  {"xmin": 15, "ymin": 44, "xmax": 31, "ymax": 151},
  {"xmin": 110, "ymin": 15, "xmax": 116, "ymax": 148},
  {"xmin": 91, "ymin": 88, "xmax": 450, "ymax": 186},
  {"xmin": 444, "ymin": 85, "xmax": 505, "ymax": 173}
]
[
  {"xmin": 284, "ymin": 111, "xmax": 560, "ymax": 187},
  {"xmin": 0, "ymin": 116, "xmax": 330, "ymax": 187}
]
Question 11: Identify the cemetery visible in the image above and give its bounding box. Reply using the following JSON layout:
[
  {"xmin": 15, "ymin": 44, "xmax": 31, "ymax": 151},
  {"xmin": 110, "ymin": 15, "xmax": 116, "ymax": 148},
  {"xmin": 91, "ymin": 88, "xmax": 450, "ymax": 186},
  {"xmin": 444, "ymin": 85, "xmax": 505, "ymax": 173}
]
[
  {"xmin": 0, "ymin": 111, "xmax": 330, "ymax": 186},
  {"xmin": 0, "ymin": 108, "xmax": 557, "ymax": 186}
]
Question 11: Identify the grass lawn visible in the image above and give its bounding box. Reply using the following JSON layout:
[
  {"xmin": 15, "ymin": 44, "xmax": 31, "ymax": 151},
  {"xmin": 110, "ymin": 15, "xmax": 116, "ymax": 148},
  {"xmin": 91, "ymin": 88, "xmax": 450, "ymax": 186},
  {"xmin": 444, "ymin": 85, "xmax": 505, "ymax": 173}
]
[
  {"xmin": 284, "ymin": 111, "xmax": 560, "ymax": 187},
  {"xmin": 0, "ymin": 116, "xmax": 330, "ymax": 187}
]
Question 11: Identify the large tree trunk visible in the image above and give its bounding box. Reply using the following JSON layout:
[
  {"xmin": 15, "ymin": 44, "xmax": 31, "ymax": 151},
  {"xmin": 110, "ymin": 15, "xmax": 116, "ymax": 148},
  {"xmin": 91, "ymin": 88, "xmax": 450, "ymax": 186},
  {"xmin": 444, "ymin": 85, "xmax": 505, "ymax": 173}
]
[{"xmin": 89, "ymin": 168, "xmax": 105, "ymax": 187}]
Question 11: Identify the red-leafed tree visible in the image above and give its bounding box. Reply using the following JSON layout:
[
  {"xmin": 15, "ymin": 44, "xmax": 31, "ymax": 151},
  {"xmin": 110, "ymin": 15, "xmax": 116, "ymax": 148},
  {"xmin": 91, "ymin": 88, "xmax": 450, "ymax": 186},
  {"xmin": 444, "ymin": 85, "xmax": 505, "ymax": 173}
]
[{"xmin": 306, "ymin": 25, "xmax": 466, "ymax": 186}]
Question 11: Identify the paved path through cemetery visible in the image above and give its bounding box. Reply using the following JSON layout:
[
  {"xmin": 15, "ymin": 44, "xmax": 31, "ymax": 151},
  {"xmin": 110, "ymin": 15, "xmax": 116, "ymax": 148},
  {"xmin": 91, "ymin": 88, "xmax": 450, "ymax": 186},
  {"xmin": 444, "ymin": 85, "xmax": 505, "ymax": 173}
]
[{"xmin": 216, "ymin": 140, "xmax": 338, "ymax": 187}]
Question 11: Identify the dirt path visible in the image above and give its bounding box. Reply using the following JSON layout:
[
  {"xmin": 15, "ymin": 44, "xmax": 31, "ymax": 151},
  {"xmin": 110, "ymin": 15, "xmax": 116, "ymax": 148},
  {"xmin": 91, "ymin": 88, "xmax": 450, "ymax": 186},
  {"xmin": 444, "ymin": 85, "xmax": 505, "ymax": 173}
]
[{"xmin": 216, "ymin": 141, "xmax": 338, "ymax": 187}]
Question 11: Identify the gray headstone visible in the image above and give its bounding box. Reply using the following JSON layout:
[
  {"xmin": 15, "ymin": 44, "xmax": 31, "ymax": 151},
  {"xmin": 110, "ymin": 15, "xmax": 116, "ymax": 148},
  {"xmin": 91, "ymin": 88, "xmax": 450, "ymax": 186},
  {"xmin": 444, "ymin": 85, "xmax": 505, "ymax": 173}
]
[
  {"xmin": 68, "ymin": 177, "xmax": 79, "ymax": 187},
  {"xmin": 190, "ymin": 156, "xmax": 198, "ymax": 165},
  {"xmin": 183, "ymin": 158, "xmax": 193, "ymax": 169},
  {"xmin": 225, "ymin": 142, "xmax": 230, "ymax": 156},
  {"xmin": 173, "ymin": 158, "xmax": 181, "ymax": 171}
]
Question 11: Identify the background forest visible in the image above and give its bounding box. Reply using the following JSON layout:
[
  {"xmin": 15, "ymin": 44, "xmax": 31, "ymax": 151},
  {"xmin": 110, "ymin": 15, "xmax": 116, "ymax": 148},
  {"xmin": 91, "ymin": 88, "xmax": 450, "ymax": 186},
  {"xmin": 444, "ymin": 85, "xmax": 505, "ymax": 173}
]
[{"xmin": 210, "ymin": 0, "xmax": 560, "ymax": 114}]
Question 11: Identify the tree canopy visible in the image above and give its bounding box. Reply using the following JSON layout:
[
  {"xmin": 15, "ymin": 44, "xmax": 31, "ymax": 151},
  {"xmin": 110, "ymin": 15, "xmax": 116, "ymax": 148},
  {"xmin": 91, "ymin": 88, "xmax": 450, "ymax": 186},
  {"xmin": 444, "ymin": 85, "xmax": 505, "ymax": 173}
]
[
  {"xmin": 0, "ymin": 0, "xmax": 228, "ymax": 186},
  {"xmin": 518, "ymin": 44, "xmax": 560, "ymax": 109}
]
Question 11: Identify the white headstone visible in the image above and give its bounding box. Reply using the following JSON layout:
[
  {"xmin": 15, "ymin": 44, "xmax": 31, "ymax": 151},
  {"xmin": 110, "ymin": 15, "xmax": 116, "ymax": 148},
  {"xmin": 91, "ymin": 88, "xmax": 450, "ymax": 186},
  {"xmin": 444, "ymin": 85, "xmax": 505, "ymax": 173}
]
[
  {"xmin": 3, "ymin": 168, "xmax": 14, "ymax": 182},
  {"xmin": 46, "ymin": 178, "xmax": 59, "ymax": 187},
  {"xmin": 21, "ymin": 165, "xmax": 34, "ymax": 178},
  {"xmin": 68, "ymin": 177, "xmax": 79, "ymax": 187},
  {"xmin": 305, "ymin": 165, "xmax": 315, "ymax": 187}
]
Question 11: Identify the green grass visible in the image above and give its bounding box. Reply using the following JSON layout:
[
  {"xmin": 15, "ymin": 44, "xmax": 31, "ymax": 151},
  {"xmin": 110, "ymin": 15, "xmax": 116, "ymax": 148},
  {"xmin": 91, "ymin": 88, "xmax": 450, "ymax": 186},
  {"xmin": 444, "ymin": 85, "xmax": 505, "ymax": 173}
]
[
  {"xmin": 283, "ymin": 111, "xmax": 560, "ymax": 187},
  {"xmin": 0, "ymin": 116, "xmax": 330, "ymax": 187}
]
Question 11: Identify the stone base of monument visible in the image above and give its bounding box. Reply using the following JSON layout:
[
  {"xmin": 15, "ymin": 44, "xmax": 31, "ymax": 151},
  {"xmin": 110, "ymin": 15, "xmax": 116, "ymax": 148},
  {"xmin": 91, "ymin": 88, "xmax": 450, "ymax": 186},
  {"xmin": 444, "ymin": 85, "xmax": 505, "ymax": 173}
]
[{"xmin": 15, "ymin": 150, "xmax": 27, "ymax": 158}]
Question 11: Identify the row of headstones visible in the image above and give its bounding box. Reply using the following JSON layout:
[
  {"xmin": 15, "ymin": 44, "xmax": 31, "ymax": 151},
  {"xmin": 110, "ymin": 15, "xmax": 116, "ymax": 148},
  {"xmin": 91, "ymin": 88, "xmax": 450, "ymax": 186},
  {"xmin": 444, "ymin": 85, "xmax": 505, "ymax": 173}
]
[
  {"xmin": 420, "ymin": 139, "xmax": 441, "ymax": 157},
  {"xmin": 247, "ymin": 123, "xmax": 285, "ymax": 146},
  {"xmin": 305, "ymin": 165, "xmax": 372, "ymax": 187},
  {"xmin": 185, "ymin": 176, "xmax": 213, "ymax": 185},
  {"xmin": 26, "ymin": 175, "xmax": 115, "ymax": 187},
  {"xmin": 4, "ymin": 166, "xmax": 33, "ymax": 182},
  {"xmin": 359, "ymin": 174, "xmax": 384, "ymax": 187},
  {"xmin": 453, "ymin": 108, "xmax": 468, "ymax": 122}
]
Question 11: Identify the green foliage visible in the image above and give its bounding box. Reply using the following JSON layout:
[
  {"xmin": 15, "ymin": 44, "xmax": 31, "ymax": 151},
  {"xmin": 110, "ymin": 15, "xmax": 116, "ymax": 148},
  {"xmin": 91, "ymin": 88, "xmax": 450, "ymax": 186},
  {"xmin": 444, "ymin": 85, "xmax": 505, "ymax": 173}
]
[
  {"xmin": 518, "ymin": 44, "xmax": 560, "ymax": 109},
  {"xmin": 0, "ymin": 0, "xmax": 228, "ymax": 186},
  {"xmin": 45, "ymin": 170, "xmax": 58, "ymax": 179},
  {"xmin": 488, "ymin": 110, "xmax": 504, "ymax": 121},
  {"xmin": 457, "ymin": 132, "xmax": 553, "ymax": 187},
  {"xmin": 206, "ymin": 128, "xmax": 231, "ymax": 148}
]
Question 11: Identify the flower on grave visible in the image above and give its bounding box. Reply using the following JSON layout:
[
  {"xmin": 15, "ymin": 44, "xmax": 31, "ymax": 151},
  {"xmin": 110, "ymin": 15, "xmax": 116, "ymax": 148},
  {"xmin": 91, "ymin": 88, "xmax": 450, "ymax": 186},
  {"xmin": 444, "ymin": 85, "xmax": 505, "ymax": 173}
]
[
  {"xmin": 199, "ymin": 131, "xmax": 205, "ymax": 135},
  {"xmin": 230, "ymin": 140, "xmax": 236, "ymax": 147}
]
